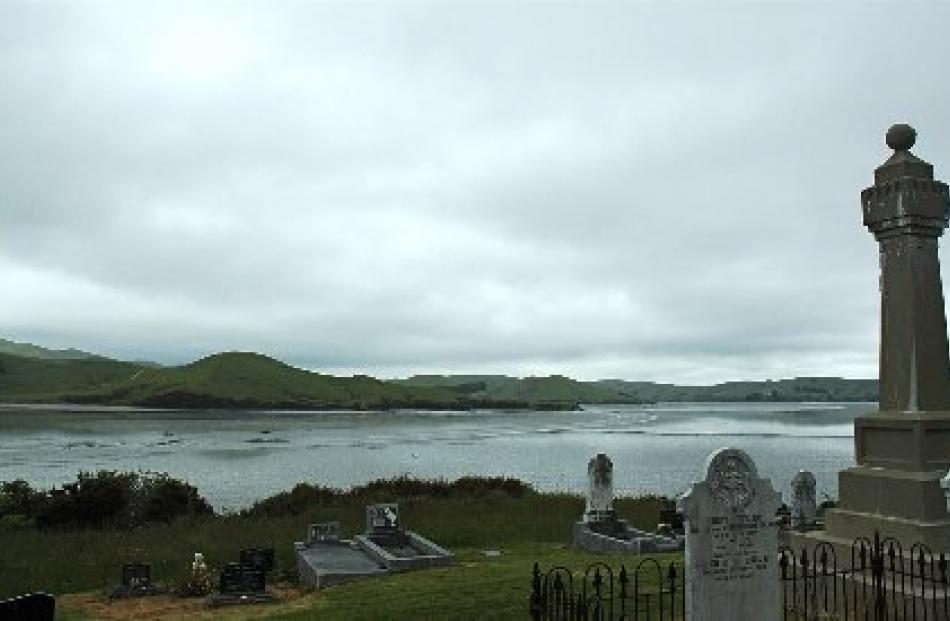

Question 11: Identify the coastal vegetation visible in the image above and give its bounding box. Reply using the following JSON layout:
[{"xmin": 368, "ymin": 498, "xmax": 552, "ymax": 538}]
[{"xmin": 0, "ymin": 337, "xmax": 878, "ymax": 410}]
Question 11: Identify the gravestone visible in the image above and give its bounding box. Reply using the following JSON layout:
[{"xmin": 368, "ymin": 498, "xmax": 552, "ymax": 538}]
[
  {"xmin": 219, "ymin": 562, "xmax": 265, "ymax": 594},
  {"xmin": 309, "ymin": 521, "xmax": 341, "ymax": 543},
  {"xmin": 659, "ymin": 498, "xmax": 686, "ymax": 535},
  {"xmin": 790, "ymin": 470, "xmax": 817, "ymax": 531},
  {"xmin": 585, "ymin": 453, "xmax": 615, "ymax": 523},
  {"xmin": 573, "ymin": 453, "xmax": 682, "ymax": 553},
  {"xmin": 0, "ymin": 592, "xmax": 55, "ymax": 621},
  {"xmin": 122, "ymin": 563, "xmax": 151, "ymax": 592},
  {"xmin": 110, "ymin": 562, "xmax": 161, "ymax": 598},
  {"xmin": 367, "ymin": 503, "xmax": 400, "ymax": 533},
  {"xmin": 678, "ymin": 447, "xmax": 782, "ymax": 621},
  {"xmin": 239, "ymin": 547, "xmax": 275, "ymax": 572}
]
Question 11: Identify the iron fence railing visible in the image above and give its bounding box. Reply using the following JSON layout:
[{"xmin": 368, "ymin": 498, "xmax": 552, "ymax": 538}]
[
  {"xmin": 529, "ymin": 558, "xmax": 685, "ymax": 620},
  {"xmin": 780, "ymin": 531, "xmax": 950, "ymax": 620},
  {"xmin": 531, "ymin": 530, "xmax": 950, "ymax": 620}
]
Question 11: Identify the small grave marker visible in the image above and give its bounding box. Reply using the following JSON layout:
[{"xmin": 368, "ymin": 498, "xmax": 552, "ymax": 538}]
[
  {"xmin": 308, "ymin": 521, "xmax": 341, "ymax": 543},
  {"xmin": 790, "ymin": 470, "xmax": 817, "ymax": 531},
  {"xmin": 366, "ymin": 503, "xmax": 400, "ymax": 533},
  {"xmin": 122, "ymin": 563, "xmax": 151, "ymax": 592}
]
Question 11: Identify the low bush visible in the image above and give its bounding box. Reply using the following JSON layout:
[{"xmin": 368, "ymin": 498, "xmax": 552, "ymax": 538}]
[
  {"xmin": 240, "ymin": 475, "xmax": 534, "ymax": 517},
  {"xmin": 0, "ymin": 471, "xmax": 213, "ymax": 530}
]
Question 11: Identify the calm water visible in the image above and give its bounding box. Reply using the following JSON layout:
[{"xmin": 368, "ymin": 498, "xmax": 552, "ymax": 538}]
[{"xmin": 0, "ymin": 402, "xmax": 867, "ymax": 512}]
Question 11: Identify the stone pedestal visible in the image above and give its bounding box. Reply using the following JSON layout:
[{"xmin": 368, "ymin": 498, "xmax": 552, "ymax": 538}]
[{"xmin": 807, "ymin": 124, "xmax": 950, "ymax": 559}]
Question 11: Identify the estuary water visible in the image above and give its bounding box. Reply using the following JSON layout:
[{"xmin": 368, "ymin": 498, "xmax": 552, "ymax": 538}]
[{"xmin": 0, "ymin": 402, "xmax": 867, "ymax": 512}]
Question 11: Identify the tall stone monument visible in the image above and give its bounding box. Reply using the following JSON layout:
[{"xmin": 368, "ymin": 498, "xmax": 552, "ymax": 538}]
[
  {"xmin": 678, "ymin": 447, "xmax": 782, "ymax": 621},
  {"xmin": 822, "ymin": 124, "xmax": 950, "ymax": 550}
]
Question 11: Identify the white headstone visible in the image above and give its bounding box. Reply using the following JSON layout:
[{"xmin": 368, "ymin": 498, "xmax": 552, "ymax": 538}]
[
  {"xmin": 678, "ymin": 447, "xmax": 781, "ymax": 621},
  {"xmin": 585, "ymin": 453, "xmax": 614, "ymax": 522},
  {"xmin": 790, "ymin": 470, "xmax": 817, "ymax": 530}
]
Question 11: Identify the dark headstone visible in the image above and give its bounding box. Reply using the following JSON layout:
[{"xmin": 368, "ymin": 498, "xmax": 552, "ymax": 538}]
[
  {"xmin": 122, "ymin": 562, "xmax": 151, "ymax": 591},
  {"xmin": 219, "ymin": 562, "xmax": 265, "ymax": 594},
  {"xmin": 0, "ymin": 592, "xmax": 55, "ymax": 621},
  {"xmin": 239, "ymin": 547, "xmax": 275, "ymax": 572},
  {"xmin": 659, "ymin": 504, "xmax": 685, "ymax": 534},
  {"xmin": 308, "ymin": 521, "xmax": 341, "ymax": 543}
]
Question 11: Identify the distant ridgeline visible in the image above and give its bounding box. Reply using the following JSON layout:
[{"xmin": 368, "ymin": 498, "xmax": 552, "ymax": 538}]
[{"xmin": 0, "ymin": 338, "xmax": 877, "ymax": 410}]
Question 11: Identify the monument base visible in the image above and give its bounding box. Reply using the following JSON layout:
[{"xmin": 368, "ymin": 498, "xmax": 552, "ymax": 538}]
[
  {"xmin": 783, "ymin": 462, "xmax": 950, "ymax": 560},
  {"xmin": 853, "ymin": 412, "xmax": 950, "ymax": 473}
]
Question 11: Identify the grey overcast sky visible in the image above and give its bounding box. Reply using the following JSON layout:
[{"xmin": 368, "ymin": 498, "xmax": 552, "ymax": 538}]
[{"xmin": 1, "ymin": 2, "xmax": 948, "ymax": 384}]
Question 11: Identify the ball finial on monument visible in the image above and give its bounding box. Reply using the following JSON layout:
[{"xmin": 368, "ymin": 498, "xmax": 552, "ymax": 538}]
[{"xmin": 886, "ymin": 123, "xmax": 916, "ymax": 151}]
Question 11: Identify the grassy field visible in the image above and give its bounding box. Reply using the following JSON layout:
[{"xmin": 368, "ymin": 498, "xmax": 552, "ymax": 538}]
[{"xmin": 0, "ymin": 488, "xmax": 674, "ymax": 619}]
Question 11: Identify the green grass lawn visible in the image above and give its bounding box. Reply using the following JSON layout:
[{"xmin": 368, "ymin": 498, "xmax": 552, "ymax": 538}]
[
  {"xmin": 0, "ymin": 490, "xmax": 676, "ymax": 619},
  {"xmin": 54, "ymin": 544, "xmax": 680, "ymax": 621}
]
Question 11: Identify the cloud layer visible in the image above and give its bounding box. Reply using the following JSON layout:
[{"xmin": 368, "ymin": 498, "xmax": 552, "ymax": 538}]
[{"xmin": 1, "ymin": 2, "xmax": 948, "ymax": 383}]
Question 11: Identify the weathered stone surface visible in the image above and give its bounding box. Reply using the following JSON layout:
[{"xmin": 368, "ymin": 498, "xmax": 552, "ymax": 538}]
[
  {"xmin": 860, "ymin": 123, "xmax": 949, "ymax": 413},
  {"xmin": 585, "ymin": 453, "xmax": 615, "ymax": 522},
  {"xmin": 572, "ymin": 453, "xmax": 682, "ymax": 553},
  {"xmin": 678, "ymin": 447, "xmax": 781, "ymax": 621},
  {"xmin": 820, "ymin": 124, "xmax": 950, "ymax": 556},
  {"xmin": 790, "ymin": 470, "xmax": 817, "ymax": 531}
]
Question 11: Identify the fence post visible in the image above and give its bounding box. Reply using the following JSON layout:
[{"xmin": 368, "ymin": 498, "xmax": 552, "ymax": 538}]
[{"xmin": 529, "ymin": 562, "xmax": 542, "ymax": 621}]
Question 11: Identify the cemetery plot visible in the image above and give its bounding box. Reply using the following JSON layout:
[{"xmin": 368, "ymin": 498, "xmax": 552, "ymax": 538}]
[
  {"xmin": 296, "ymin": 504, "xmax": 455, "ymax": 589},
  {"xmin": 572, "ymin": 453, "xmax": 683, "ymax": 554}
]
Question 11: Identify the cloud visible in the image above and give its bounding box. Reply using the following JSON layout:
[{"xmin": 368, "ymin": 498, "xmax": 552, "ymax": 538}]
[{"xmin": 0, "ymin": 2, "xmax": 948, "ymax": 384}]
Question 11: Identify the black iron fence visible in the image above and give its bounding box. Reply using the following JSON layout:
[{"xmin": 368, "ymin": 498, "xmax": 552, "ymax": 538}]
[
  {"xmin": 530, "ymin": 531, "xmax": 950, "ymax": 620},
  {"xmin": 780, "ymin": 531, "xmax": 950, "ymax": 620},
  {"xmin": 529, "ymin": 558, "xmax": 685, "ymax": 620}
]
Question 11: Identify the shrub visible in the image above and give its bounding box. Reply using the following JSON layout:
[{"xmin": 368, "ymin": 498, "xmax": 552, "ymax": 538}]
[
  {"xmin": 0, "ymin": 470, "xmax": 215, "ymax": 530},
  {"xmin": 0, "ymin": 479, "xmax": 45, "ymax": 518},
  {"xmin": 137, "ymin": 474, "xmax": 214, "ymax": 523},
  {"xmin": 240, "ymin": 483, "xmax": 343, "ymax": 517}
]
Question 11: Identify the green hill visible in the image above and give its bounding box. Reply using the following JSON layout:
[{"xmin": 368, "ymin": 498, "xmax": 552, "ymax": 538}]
[
  {"xmin": 397, "ymin": 374, "xmax": 650, "ymax": 404},
  {"xmin": 93, "ymin": 351, "xmax": 471, "ymax": 409},
  {"xmin": 397, "ymin": 375, "xmax": 878, "ymax": 403},
  {"xmin": 0, "ymin": 352, "xmax": 141, "ymax": 401},
  {"xmin": 0, "ymin": 351, "xmax": 568, "ymax": 410},
  {"xmin": 0, "ymin": 338, "xmax": 878, "ymax": 409},
  {"xmin": 0, "ymin": 338, "xmax": 104, "ymax": 361}
]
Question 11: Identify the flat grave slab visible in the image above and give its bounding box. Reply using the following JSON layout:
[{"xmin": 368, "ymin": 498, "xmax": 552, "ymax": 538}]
[
  {"xmin": 295, "ymin": 509, "xmax": 454, "ymax": 589},
  {"xmin": 295, "ymin": 541, "xmax": 388, "ymax": 589}
]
